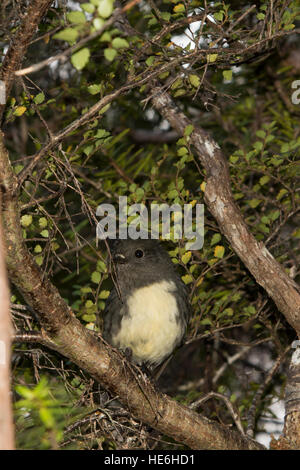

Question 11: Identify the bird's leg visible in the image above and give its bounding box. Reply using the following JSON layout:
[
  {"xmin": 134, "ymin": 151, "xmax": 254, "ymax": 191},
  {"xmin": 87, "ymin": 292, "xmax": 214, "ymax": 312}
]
[
  {"xmin": 140, "ymin": 363, "xmax": 152, "ymax": 377},
  {"xmin": 123, "ymin": 347, "xmax": 133, "ymax": 362}
]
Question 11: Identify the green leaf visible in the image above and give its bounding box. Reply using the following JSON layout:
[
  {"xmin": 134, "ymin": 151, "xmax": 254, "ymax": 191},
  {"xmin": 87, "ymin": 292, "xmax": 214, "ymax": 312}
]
[
  {"xmin": 230, "ymin": 393, "xmax": 237, "ymax": 403},
  {"xmin": 97, "ymin": 260, "xmax": 107, "ymax": 272},
  {"xmin": 276, "ymin": 188, "xmax": 288, "ymax": 200},
  {"xmin": 39, "ymin": 217, "xmax": 48, "ymax": 228},
  {"xmin": 168, "ymin": 189, "xmax": 178, "ymax": 199},
  {"xmin": 201, "ymin": 318, "xmax": 212, "ymax": 326},
  {"xmin": 173, "ymin": 3, "xmax": 185, "ymax": 13},
  {"xmin": 248, "ymin": 199, "xmax": 262, "ymax": 208},
  {"xmin": 81, "ymin": 286, "xmax": 93, "ymax": 294},
  {"xmin": 51, "ymin": 242, "xmax": 59, "ymax": 252},
  {"xmin": 173, "ymin": 89, "xmax": 186, "ymax": 97},
  {"xmin": 256, "ymin": 130, "xmax": 266, "ymax": 139},
  {"xmin": 71, "ymin": 48, "xmax": 90, "ymax": 70},
  {"xmin": 158, "ymin": 71, "xmax": 170, "ymax": 80},
  {"xmin": 223, "ymin": 307, "xmax": 234, "ymax": 316},
  {"xmin": 177, "ymin": 147, "xmax": 188, "ymax": 156},
  {"xmin": 222, "ymin": 70, "xmax": 232, "ymax": 81},
  {"xmin": 35, "ymin": 255, "xmax": 43, "ymax": 266},
  {"xmin": 87, "ymin": 84, "xmax": 101, "ymax": 95},
  {"xmin": 259, "ymin": 175, "xmax": 270, "ymax": 185},
  {"xmin": 99, "ymin": 32, "xmax": 111, "ymax": 42},
  {"xmin": 292, "ymin": 228, "xmax": 300, "ymax": 239},
  {"xmin": 83, "ymin": 144, "xmax": 94, "ymax": 156},
  {"xmin": 211, "ymin": 233, "xmax": 221, "ymax": 246},
  {"xmin": 134, "ymin": 187, "xmax": 145, "ymax": 202},
  {"xmin": 265, "ymin": 134, "xmax": 274, "ymax": 144},
  {"xmin": 189, "ymin": 74, "xmax": 200, "ymax": 88},
  {"xmin": 283, "ymin": 24, "xmax": 295, "ymax": 31},
  {"xmin": 181, "ymin": 274, "xmax": 194, "ymax": 285},
  {"xmin": 258, "ymin": 223, "xmax": 269, "ymax": 234},
  {"xmin": 281, "ymin": 143, "xmax": 289, "ymax": 153},
  {"xmin": 40, "ymin": 230, "xmax": 49, "ymax": 238},
  {"xmin": 14, "ymin": 106, "xmax": 27, "ymax": 116},
  {"xmin": 95, "ymin": 129, "xmax": 110, "ymax": 138},
  {"xmin": 214, "ymin": 245, "xmax": 225, "ymax": 258},
  {"xmin": 247, "ymin": 306, "xmax": 256, "ymax": 314},
  {"xmin": 146, "ymin": 56, "xmax": 155, "ymax": 66},
  {"xmin": 253, "ymin": 141, "xmax": 263, "ymax": 152},
  {"xmin": 39, "ymin": 407, "xmax": 55, "ymax": 429},
  {"xmin": 93, "ymin": 18, "xmax": 105, "ymax": 30},
  {"xmin": 67, "ymin": 11, "xmax": 86, "ymax": 24},
  {"xmin": 21, "ymin": 214, "xmax": 32, "ymax": 227},
  {"xmin": 112, "ymin": 37, "xmax": 129, "ymax": 49},
  {"xmin": 261, "ymin": 216, "xmax": 270, "ymax": 225},
  {"xmin": 171, "ymin": 78, "xmax": 184, "ymax": 90},
  {"xmin": 161, "ymin": 12, "xmax": 171, "ymax": 21},
  {"xmin": 148, "ymin": 17, "xmax": 158, "ymax": 26},
  {"xmin": 82, "ymin": 313, "xmax": 96, "ymax": 322},
  {"xmin": 91, "ymin": 271, "xmax": 101, "ymax": 284},
  {"xmin": 99, "ymin": 103, "xmax": 110, "ymax": 114},
  {"xmin": 54, "ymin": 28, "xmax": 79, "ymax": 44},
  {"xmin": 270, "ymin": 210, "xmax": 280, "ymax": 221},
  {"xmin": 34, "ymin": 92, "xmax": 45, "ymax": 104},
  {"xmin": 207, "ymin": 54, "xmax": 218, "ymax": 63},
  {"xmin": 104, "ymin": 48, "xmax": 117, "ymax": 62},
  {"xmin": 214, "ymin": 11, "xmax": 224, "ymax": 21},
  {"xmin": 181, "ymin": 251, "xmax": 192, "ymax": 264},
  {"xmin": 81, "ymin": 3, "xmax": 95, "ymax": 13},
  {"xmin": 99, "ymin": 290, "xmax": 110, "ymax": 299},
  {"xmin": 184, "ymin": 124, "xmax": 194, "ymax": 136},
  {"xmin": 98, "ymin": 0, "xmax": 113, "ymax": 18},
  {"xmin": 14, "ymin": 164, "xmax": 24, "ymax": 174}
]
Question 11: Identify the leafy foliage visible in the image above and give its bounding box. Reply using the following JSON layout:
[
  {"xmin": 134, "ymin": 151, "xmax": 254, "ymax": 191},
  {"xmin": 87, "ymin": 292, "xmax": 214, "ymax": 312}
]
[{"xmin": 2, "ymin": 0, "xmax": 299, "ymax": 449}]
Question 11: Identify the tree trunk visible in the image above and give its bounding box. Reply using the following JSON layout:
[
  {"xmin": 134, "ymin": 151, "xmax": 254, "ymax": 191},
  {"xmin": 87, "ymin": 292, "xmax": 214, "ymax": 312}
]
[{"xmin": 0, "ymin": 194, "xmax": 15, "ymax": 450}]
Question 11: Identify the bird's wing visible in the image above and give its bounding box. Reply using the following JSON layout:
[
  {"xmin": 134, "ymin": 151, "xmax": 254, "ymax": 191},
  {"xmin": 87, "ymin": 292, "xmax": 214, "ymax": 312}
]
[{"xmin": 102, "ymin": 287, "xmax": 125, "ymax": 342}]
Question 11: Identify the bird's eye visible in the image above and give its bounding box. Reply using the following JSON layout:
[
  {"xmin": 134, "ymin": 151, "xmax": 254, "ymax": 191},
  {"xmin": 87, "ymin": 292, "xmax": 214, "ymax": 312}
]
[{"xmin": 135, "ymin": 249, "xmax": 144, "ymax": 258}]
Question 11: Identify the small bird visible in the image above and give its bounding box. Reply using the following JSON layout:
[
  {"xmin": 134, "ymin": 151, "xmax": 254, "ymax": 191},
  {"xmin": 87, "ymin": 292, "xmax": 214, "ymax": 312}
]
[{"xmin": 103, "ymin": 239, "xmax": 190, "ymax": 368}]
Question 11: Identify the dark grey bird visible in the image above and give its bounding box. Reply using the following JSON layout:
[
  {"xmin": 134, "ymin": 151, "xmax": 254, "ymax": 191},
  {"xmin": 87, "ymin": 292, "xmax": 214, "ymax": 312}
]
[{"xmin": 102, "ymin": 239, "xmax": 190, "ymax": 368}]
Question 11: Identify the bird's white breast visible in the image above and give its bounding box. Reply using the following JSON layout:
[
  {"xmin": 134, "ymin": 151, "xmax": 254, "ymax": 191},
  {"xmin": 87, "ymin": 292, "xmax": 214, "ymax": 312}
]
[{"xmin": 113, "ymin": 280, "xmax": 183, "ymax": 365}]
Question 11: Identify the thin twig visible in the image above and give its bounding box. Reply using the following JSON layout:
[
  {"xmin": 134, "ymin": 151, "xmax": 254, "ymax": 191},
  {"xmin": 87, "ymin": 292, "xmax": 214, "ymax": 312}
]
[{"xmin": 190, "ymin": 391, "xmax": 245, "ymax": 435}]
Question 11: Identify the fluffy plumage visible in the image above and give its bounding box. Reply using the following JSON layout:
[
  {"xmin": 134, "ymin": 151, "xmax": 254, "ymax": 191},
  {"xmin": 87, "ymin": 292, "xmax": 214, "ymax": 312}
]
[{"xmin": 103, "ymin": 239, "xmax": 190, "ymax": 367}]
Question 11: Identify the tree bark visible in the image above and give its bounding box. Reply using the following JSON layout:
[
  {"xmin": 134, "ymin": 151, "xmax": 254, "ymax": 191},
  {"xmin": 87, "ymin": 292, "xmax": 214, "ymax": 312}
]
[{"xmin": 0, "ymin": 194, "xmax": 15, "ymax": 450}]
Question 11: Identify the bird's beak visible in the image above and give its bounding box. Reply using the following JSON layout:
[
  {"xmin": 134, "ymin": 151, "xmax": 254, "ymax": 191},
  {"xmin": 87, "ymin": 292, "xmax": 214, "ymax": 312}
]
[{"xmin": 113, "ymin": 253, "xmax": 127, "ymax": 264}]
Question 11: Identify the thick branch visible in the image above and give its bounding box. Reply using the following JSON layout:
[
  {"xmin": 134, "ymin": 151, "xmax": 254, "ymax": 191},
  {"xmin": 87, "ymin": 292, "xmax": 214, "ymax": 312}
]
[
  {"xmin": 0, "ymin": 0, "xmax": 53, "ymax": 122},
  {"xmin": 150, "ymin": 87, "xmax": 300, "ymax": 337},
  {"xmin": 0, "ymin": 133, "xmax": 263, "ymax": 450}
]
